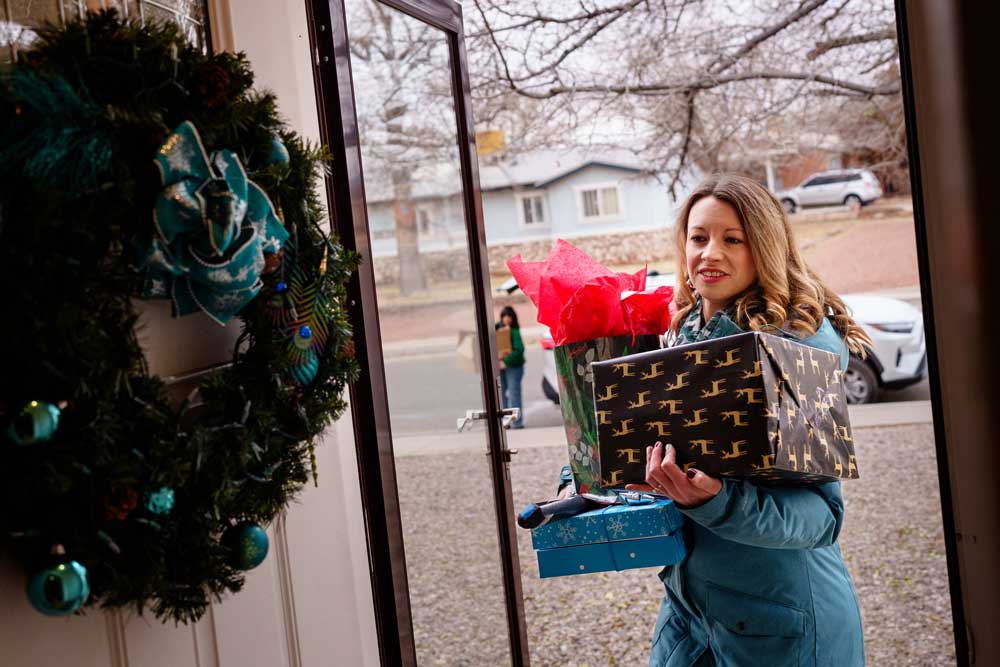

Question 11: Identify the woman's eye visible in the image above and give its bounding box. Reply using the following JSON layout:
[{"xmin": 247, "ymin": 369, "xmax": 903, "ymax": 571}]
[
  {"xmin": 689, "ymin": 235, "xmax": 706, "ymax": 243},
  {"xmin": 725, "ymin": 237, "xmax": 743, "ymax": 244}
]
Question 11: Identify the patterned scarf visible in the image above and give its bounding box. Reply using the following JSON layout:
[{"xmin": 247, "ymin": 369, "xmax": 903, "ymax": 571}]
[{"xmin": 671, "ymin": 297, "xmax": 744, "ymax": 346}]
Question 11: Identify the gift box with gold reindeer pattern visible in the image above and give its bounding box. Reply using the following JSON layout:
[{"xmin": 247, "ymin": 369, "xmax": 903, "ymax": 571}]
[{"xmin": 591, "ymin": 332, "xmax": 859, "ymax": 486}]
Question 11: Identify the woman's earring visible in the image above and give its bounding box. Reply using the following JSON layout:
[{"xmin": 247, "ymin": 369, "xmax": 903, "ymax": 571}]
[{"xmin": 685, "ymin": 278, "xmax": 696, "ymax": 292}]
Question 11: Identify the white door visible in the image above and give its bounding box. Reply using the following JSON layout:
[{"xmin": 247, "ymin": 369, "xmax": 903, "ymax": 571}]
[{"xmin": 0, "ymin": 2, "xmax": 379, "ymax": 665}]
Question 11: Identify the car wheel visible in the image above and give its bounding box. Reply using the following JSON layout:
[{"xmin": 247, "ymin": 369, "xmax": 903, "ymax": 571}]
[
  {"xmin": 781, "ymin": 198, "xmax": 796, "ymax": 214},
  {"xmin": 542, "ymin": 377, "xmax": 560, "ymax": 405},
  {"xmin": 844, "ymin": 357, "xmax": 879, "ymax": 404},
  {"xmin": 844, "ymin": 194, "xmax": 863, "ymax": 209}
]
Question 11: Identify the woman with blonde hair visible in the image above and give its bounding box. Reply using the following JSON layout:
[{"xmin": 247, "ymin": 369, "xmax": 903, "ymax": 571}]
[{"xmin": 628, "ymin": 174, "xmax": 869, "ymax": 666}]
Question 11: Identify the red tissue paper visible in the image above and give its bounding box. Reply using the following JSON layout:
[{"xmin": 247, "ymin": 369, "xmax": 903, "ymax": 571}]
[{"xmin": 507, "ymin": 239, "xmax": 675, "ymax": 345}]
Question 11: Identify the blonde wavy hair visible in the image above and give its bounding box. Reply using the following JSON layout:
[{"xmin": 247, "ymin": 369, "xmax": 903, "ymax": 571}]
[{"xmin": 669, "ymin": 174, "xmax": 872, "ymax": 356}]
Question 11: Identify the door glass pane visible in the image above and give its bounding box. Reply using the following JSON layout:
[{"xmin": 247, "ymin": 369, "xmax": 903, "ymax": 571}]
[{"xmin": 345, "ymin": 2, "xmax": 513, "ymax": 664}]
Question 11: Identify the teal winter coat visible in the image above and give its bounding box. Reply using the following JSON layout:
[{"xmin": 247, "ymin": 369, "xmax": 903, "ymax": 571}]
[{"xmin": 650, "ymin": 312, "xmax": 864, "ymax": 667}]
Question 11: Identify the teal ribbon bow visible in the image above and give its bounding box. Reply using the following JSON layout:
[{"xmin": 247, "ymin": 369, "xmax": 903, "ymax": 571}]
[{"xmin": 139, "ymin": 121, "xmax": 289, "ymax": 325}]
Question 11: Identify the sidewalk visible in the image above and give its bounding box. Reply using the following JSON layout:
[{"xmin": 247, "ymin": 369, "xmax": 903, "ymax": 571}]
[{"xmin": 392, "ymin": 400, "xmax": 933, "ymax": 457}]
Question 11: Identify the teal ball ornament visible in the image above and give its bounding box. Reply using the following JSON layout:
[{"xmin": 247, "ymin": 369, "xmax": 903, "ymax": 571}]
[
  {"xmin": 290, "ymin": 349, "xmax": 319, "ymax": 386},
  {"xmin": 8, "ymin": 401, "xmax": 61, "ymax": 445},
  {"xmin": 265, "ymin": 136, "xmax": 290, "ymax": 167},
  {"xmin": 26, "ymin": 559, "xmax": 90, "ymax": 616},
  {"xmin": 146, "ymin": 486, "xmax": 175, "ymax": 515},
  {"xmin": 223, "ymin": 522, "xmax": 269, "ymax": 570}
]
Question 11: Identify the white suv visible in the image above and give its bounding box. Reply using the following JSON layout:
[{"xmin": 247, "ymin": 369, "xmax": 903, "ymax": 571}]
[{"xmin": 778, "ymin": 169, "xmax": 883, "ymax": 213}]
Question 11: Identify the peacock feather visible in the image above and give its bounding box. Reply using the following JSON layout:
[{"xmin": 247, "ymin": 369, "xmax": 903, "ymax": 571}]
[{"xmin": 285, "ymin": 264, "xmax": 331, "ymax": 386}]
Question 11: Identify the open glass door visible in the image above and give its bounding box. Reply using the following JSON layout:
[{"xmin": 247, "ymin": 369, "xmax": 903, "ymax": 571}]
[{"xmin": 308, "ymin": 0, "xmax": 529, "ymax": 664}]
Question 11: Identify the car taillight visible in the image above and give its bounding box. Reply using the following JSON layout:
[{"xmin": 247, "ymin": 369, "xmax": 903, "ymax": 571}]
[{"xmin": 540, "ymin": 338, "xmax": 555, "ymax": 350}]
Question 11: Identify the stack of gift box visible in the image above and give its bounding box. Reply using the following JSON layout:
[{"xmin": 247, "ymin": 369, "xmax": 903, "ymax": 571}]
[{"xmin": 510, "ymin": 241, "xmax": 859, "ymax": 579}]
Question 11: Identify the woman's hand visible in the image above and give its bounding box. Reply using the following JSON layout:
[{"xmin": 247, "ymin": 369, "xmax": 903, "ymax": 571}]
[
  {"xmin": 625, "ymin": 442, "xmax": 722, "ymax": 509},
  {"xmin": 499, "ymin": 360, "xmax": 506, "ymax": 369}
]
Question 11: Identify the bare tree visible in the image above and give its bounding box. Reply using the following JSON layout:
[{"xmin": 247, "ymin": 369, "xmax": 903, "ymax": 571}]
[
  {"xmin": 466, "ymin": 0, "xmax": 903, "ymax": 193},
  {"xmin": 348, "ymin": 0, "xmax": 459, "ymax": 294}
]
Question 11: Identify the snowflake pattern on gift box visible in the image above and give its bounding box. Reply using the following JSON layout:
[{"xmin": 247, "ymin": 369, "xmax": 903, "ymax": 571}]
[
  {"xmin": 557, "ymin": 523, "xmax": 578, "ymax": 544},
  {"xmin": 607, "ymin": 516, "xmax": 626, "ymax": 539}
]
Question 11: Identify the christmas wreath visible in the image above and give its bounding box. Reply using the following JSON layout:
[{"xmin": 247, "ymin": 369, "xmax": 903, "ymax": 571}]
[{"xmin": 0, "ymin": 11, "xmax": 360, "ymax": 623}]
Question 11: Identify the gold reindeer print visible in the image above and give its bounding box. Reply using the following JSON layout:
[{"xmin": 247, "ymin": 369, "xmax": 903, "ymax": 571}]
[
  {"xmin": 763, "ymin": 402, "xmax": 779, "ymax": 419},
  {"xmin": 802, "ymin": 447, "xmax": 813, "ymax": 470},
  {"xmin": 640, "ymin": 361, "xmax": 666, "ymax": 380},
  {"xmin": 612, "ymin": 362, "xmax": 637, "ymax": 377},
  {"xmin": 595, "ymin": 409, "xmax": 613, "ymax": 425},
  {"xmin": 689, "ymin": 439, "xmax": 717, "ymax": 455},
  {"xmin": 780, "ymin": 364, "xmax": 791, "ymax": 382},
  {"xmin": 612, "ymin": 419, "xmax": 635, "ymax": 437},
  {"xmin": 825, "ymin": 392, "xmax": 840, "ymax": 408},
  {"xmin": 787, "ymin": 451, "xmax": 798, "ymax": 470},
  {"xmin": 795, "ymin": 350, "xmax": 806, "ymax": 374},
  {"xmin": 735, "ymin": 387, "xmax": 764, "ymax": 404},
  {"xmin": 838, "ymin": 425, "xmax": 853, "ymax": 443},
  {"xmin": 818, "ymin": 431, "xmax": 830, "ymax": 457},
  {"xmin": 714, "ymin": 348, "xmax": 742, "ymax": 368},
  {"xmin": 795, "ymin": 381, "xmax": 807, "ymax": 404},
  {"xmin": 834, "ymin": 458, "xmax": 844, "ymax": 478},
  {"xmin": 785, "ymin": 401, "xmax": 797, "ymax": 422},
  {"xmin": 768, "ymin": 430, "xmax": 782, "ymax": 449},
  {"xmin": 848, "ymin": 455, "xmax": 859, "ymax": 477},
  {"xmin": 606, "ymin": 469, "xmax": 625, "ymax": 486},
  {"xmin": 682, "ymin": 409, "xmax": 709, "ymax": 427},
  {"xmin": 683, "ymin": 349, "xmax": 709, "ymax": 365},
  {"xmin": 813, "ymin": 397, "xmax": 827, "ymax": 418},
  {"xmin": 628, "ymin": 390, "xmax": 653, "ymax": 409},
  {"xmin": 616, "ymin": 448, "xmax": 643, "ymax": 463},
  {"xmin": 657, "ymin": 399, "xmax": 684, "ymax": 415},
  {"xmin": 646, "ymin": 420, "xmax": 673, "ymax": 437},
  {"xmin": 741, "ymin": 361, "xmax": 763, "ymax": 379},
  {"xmin": 830, "ymin": 369, "xmax": 842, "ymax": 385},
  {"xmin": 700, "ymin": 379, "xmax": 727, "ymax": 398},
  {"xmin": 752, "ymin": 454, "xmax": 776, "ymax": 470},
  {"xmin": 664, "ymin": 373, "xmax": 690, "ymax": 392},
  {"xmin": 721, "ymin": 440, "xmax": 749, "ymax": 459},
  {"xmin": 809, "ymin": 349, "xmax": 821, "ymax": 375},
  {"xmin": 720, "ymin": 410, "xmax": 749, "ymax": 427},
  {"xmin": 596, "ymin": 383, "xmax": 620, "ymax": 402}
]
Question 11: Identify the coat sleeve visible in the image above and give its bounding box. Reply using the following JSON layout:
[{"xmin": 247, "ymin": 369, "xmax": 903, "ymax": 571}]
[
  {"xmin": 679, "ymin": 479, "xmax": 845, "ymax": 550},
  {"xmin": 503, "ymin": 327, "xmax": 526, "ymax": 366}
]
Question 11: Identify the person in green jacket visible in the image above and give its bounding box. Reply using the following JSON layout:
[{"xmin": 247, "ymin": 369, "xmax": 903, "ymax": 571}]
[
  {"xmin": 626, "ymin": 174, "xmax": 872, "ymax": 666},
  {"xmin": 496, "ymin": 305, "xmax": 525, "ymax": 428}
]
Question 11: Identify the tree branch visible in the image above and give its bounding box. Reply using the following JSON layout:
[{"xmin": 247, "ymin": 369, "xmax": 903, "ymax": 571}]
[{"xmin": 807, "ymin": 28, "xmax": 896, "ymax": 60}]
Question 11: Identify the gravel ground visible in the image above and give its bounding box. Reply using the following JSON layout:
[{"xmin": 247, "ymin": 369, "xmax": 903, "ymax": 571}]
[{"xmin": 394, "ymin": 422, "xmax": 955, "ymax": 666}]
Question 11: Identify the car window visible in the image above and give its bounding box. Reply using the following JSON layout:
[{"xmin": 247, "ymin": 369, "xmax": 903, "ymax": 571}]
[{"xmin": 802, "ymin": 177, "xmax": 822, "ymax": 187}]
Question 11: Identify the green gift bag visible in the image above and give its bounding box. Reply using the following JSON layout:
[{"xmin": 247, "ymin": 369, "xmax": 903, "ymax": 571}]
[{"xmin": 554, "ymin": 334, "xmax": 661, "ymax": 496}]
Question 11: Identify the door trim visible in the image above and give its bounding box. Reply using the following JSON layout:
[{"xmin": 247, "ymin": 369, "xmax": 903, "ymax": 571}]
[{"xmin": 304, "ymin": 0, "xmax": 529, "ymax": 664}]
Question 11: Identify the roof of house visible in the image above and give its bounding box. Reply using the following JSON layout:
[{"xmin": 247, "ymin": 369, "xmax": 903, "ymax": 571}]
[
  {"xmin": 364, "ymin": 147, "xmax": 652, "ymax": 203},
  {"xmin": 477, "ymin": 148, "xmax": 647, "ymax": 191}
]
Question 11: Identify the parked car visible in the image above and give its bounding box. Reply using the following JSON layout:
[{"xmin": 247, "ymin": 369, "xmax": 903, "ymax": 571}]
[
  {"xmin": 532, "ymin": 272, "xmax": 926, "ymax": 405},
  {"xmin": 777, "ymin": 169, "xmax": 883, "ymax": 214}
]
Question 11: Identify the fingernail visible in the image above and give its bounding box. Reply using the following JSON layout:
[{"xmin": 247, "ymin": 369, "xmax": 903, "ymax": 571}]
[{"xmin": 686, "ymin": 469, "xmax": 698, "ymax": 479}]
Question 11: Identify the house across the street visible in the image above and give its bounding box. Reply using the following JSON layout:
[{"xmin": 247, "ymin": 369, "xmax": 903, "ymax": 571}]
[{"xmin": 365, "ymin": 148, "xmax": 680, "ymax": 257}]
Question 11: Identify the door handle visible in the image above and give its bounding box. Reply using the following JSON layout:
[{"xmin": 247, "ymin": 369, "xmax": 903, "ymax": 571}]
[
  {"xmin": 457, "ymin": 409, "xmax": 488, "ymax": 432},
  {"xmin": 501, "ymin": 407, "xmax": 520, "ymax": 429}
]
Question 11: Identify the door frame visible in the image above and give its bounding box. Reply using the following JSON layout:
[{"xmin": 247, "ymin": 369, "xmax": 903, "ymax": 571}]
[{"xmin": 303, "ymin": 0, "xmax": 530, "ymax": 664}]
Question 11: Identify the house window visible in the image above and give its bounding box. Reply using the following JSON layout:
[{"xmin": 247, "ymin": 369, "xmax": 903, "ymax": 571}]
[
  {"xmin": 416, "ymin": 206, "xmax": 433, "ymax": 234},
  {"xmin": 3, "ymin": 1, "xmax": 211, "ymax": 64},
  {"xmin": 516, "ymin": 193, "xmax": 547, "ymax": 226},
  {"xmin": 578, "ymin": 184, "xmax": 622, "ymax": 221}
]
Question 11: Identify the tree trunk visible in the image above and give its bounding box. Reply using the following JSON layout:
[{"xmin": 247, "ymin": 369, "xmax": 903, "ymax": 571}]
[{"xmin": 392, "ymin": 168, "xmax": 426, "ymax": 295}]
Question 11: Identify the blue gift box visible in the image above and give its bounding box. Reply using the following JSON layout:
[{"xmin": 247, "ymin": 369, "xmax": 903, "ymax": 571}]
[{"xmin": 531, "ymin": 499, "xmax": 686, "ymax": 578}]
